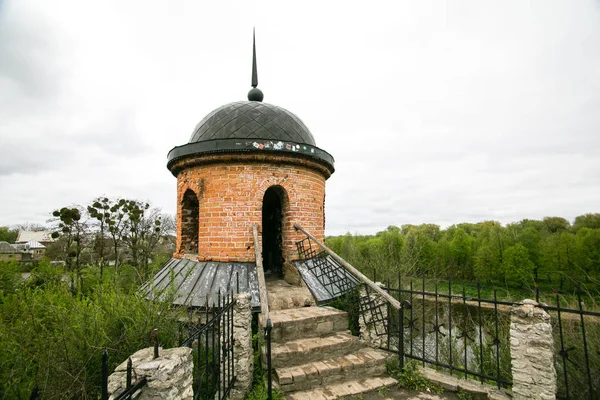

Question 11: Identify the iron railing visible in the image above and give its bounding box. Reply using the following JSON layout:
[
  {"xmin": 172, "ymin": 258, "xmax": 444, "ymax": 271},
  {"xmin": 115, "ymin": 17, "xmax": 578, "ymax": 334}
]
[
  {"xmin": 294, "ymin": 224, "xmax": 411, "ymax": 369},
  {"xmin": 180, "ymin": 292, "xmax": 236, "ymax": 400},
  {"xmin": 380, "ymin": 274, "xmax": 599, "ymax": 400},
  {"xmin": 252, "ymin": 224, "xmax": 273, "ymax": 400},
  {"xmin": 100, "ymin": 329, "xmax": 159, "ymax": 400}
]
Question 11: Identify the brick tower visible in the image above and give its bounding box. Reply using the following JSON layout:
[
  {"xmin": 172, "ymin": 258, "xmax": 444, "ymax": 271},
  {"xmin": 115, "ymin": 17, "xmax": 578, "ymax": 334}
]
[{"xmin": 155, "ymin": 34, "xmax": 334, "ymax": 299}]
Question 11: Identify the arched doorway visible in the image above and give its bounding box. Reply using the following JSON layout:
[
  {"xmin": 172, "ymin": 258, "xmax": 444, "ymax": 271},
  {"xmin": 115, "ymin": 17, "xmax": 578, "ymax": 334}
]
[
  {"xmin": 181, "ymin": 189, "xmax": 199, "ymax": 253},
  {"xmin": 262, "ymin": 186, "xmax": 285, "ymax": 276}
]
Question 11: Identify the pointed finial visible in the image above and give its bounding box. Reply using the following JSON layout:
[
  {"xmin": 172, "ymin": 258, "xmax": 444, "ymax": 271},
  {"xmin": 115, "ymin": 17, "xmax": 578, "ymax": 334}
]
[
  {"xmin": 248, "ymin": 27, "xmax": 264, "ymax": 102},
  {"xmin": 252, "ymin": 28, "xmax": 258, "ymax": 88}
]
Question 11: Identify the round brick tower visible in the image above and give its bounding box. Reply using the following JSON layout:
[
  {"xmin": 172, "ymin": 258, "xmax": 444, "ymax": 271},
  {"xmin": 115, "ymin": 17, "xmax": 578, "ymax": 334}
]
[{"xmin": 166, "ymin": 40, "xmax": 334, "ymax": 286}]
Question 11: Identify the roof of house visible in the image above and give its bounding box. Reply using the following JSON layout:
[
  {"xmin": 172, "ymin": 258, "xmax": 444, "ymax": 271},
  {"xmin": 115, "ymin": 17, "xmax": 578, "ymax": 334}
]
[
  {"xmin": 20, "ymin": 241, "xmax": 46, "ymax": 249},
  {"xmin": 12, "ymin": 240, "xmax": 46, "ymax": 250},
  {"xmin": 16, "ymin": 231, "xmax": 54, "ymax": 243},
  {"xmin": 0, "ymin": 241, "xmax": 19, "ymax": 253}
]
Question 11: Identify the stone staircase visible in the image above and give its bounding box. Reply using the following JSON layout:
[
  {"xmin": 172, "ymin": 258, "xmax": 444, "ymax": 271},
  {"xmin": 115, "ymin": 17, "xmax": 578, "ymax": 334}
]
[{"xmin": 261, "ymin": 306, "xmax": 397, "ymax": 399}]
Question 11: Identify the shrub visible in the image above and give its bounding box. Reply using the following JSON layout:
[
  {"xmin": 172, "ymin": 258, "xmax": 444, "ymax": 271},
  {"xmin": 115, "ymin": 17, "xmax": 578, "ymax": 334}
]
[{"xmin": 0, "ymin": 279, "xmax": 182, "ymax": 398}]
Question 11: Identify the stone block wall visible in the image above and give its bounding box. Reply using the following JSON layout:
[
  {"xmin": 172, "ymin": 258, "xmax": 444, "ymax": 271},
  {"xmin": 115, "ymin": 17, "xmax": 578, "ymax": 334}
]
[
  {"xmin": 107, "ymin": 347, "xmax": 193, "ymax": 400},
  {"xmin": 231, "ymin": 293, "xmax": 253, "ymax": 399},
  {"xmin": 171, "ymin": 153, "xmax": 330, "ymax": 283},
  {"xmin": 510, "ymin": 299, "xmax": 556, "ymax": 400}
]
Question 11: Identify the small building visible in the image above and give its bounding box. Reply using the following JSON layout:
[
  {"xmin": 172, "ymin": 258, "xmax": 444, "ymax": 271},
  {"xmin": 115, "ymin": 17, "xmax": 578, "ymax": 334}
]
[
  {"xmin": 12, "ymin": 241, "xmax": 46, "ymax": 259},
  {"xmin": 145, "ymin": 36, "xmax": 334, "ymax": 309},
  {"xmin": 0, "ymin": 241, "xmax": 22, "ymax": 261}
]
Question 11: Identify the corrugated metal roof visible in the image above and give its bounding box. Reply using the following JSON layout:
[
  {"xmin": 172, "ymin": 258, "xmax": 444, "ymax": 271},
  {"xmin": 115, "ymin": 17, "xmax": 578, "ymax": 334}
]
[
  {"xmin": 141, "ymin": 257, "xmax": 260, "ymax": 311},
  {"xmin": 293, "ymin": 254, "xmax": 361, "ymax": 305},
  {"xmin": 16, "ymin": 231, "xmax": 54, "ymax": 243},
  {"xmin": 23, "ymin": 241, "xmax": 45, "ymax": 249}
]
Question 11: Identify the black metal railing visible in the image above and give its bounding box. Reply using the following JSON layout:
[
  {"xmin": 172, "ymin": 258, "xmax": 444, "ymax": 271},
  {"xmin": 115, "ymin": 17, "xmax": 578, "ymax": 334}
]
[
  {"xmin": 294, "ymin": 224, "xmax": 410, "ymax": 370},
  {"xmin": 380, "ymin": 274, "xmax": 599, "ymax": 399},
  {"xmin": 101, "ymin": 333, "xmax": 155, "ymax": 400},
  {"xmin": 180, "ymin": 292, "xmax": 237, "ymax": 400},
  {"xmin": 543, "ymin": 286, "xmax": 599, "ymax": 400},
  {"xmin": 252, "ymin": 224, "xmax": 273, "ymax": 400}
]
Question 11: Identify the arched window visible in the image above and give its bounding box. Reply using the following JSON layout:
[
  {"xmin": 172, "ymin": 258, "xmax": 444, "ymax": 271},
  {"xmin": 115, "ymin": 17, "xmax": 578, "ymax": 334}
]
[{"xmin": 181, "ymin": 189, "xmax": 199, "ymax": 253}]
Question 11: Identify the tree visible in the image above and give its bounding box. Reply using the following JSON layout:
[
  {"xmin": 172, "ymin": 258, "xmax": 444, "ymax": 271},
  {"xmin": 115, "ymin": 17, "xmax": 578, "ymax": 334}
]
[
  {"xmin": 502, "ymin": 244, "xmax": 535, "ymax": 287},
  {"xmin": 542, "ymin": 216, "xmax": 570, "ymax": 234},
  {"xmin": 107, "ymin": 199, "xmax": 128, "ymax": 274},
  {"xmin": 449, "ymin": 228, "xmax": 475, "ymax": 279},
  {"xmin": 572, "ymin": 213, "xmax": 600, "ymax": 233},
  {"xmin": 120, "ymin": 200, "xmax": 166, "ymax": 280},
  {"xmin": 87, "ymin": 197, "xmax": 111, "ymax": 278},
  {"xmin": 0, "ymin": 227, "xmax": 18, "ymax": 243},
  {"xmin": 400, "ymin": 226, "xmax": 438, "ymax": 277},
  {"xmin": 51, "ymin": 207, "xmax": 88, "ymax": 279},
  {"xmin": 473, "ymin": 244, "xmax": 500, "ymax": 282},
  {"xmin": 573, "ymin": 228, "xmax": 600, "ymax": 280},
  {"xmin": 15, "ymin": 223, "xmax": 48, "ymax": 232}
]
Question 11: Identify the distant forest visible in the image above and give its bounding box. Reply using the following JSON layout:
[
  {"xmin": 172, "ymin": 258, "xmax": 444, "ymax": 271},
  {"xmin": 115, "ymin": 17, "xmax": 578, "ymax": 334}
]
[{"xmin": 325, "ymin": 214, "xmax": 600, "ymax": 289}]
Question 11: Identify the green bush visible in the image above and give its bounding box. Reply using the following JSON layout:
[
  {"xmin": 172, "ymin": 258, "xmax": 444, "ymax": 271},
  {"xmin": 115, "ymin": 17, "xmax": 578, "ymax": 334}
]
[
  {"xmin": 387, "ymin": 360, "xmax": 443, "ymax": 393},
  {"xmin": 0, "ymin": 279, "xmax": 182, "ymax": 399},
  {"xmin": 0, "ymin": 261, "xmax": 22, "ymax": 296}
]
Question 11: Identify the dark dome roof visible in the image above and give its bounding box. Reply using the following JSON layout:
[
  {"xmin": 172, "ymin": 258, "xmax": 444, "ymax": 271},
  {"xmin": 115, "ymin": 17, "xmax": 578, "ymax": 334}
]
[{"xmin": 189, "ymin": 101, "xmax": 316, "ymax": 146}]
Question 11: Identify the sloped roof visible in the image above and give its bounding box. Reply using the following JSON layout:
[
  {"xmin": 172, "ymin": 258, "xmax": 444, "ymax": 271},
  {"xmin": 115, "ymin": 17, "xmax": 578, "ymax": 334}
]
[
  {"xmin": 23, "ymin": 241, "xmax": 46, "ymax": 249},
  {"xmin": 141, "ymin": 258, "xmax": 260, "ymax": 310},
  {"xmin": 16, "ymin": 231, "xmax": 54, "ymax": 243},
  {"xmin": 0, "ymin": 241, "xmax": 19, "ymax": 253}
]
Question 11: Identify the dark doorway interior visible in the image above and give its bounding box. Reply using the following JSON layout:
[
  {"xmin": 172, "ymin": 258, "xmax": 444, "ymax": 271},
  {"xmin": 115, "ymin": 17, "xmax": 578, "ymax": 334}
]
[
  {"xmin": 181, "ymin": 189, "xmax": 199, "ymax": 253},
  {"xmin": 262, "ymin": 187, "xmax": 284, "ymax": 276}
]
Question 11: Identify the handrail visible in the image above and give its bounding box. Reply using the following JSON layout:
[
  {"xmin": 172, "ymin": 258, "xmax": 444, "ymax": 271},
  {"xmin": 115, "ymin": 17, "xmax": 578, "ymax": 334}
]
[
  {"xmin": 252, "ymin": 224, "xmax": 274, "ymax": 400},
  {"xmin": 294, "ymin": 223, "xmax": 404, "ymax": 311},
  {"xmin": 252, "ymin": 224, "xmax": 270, "ymax": 327}
]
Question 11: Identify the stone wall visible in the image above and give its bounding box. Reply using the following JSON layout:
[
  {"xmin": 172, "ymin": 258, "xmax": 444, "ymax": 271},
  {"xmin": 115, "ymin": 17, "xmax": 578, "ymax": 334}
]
[
  {"xmin": 107, "ymin": 347, "xmax": 193, "ymax": 400},
  {"xmin": 171, "ymin": 153, "xmax": 329, "ymax": 284},
  {"xmin": 231, "ymin": 293, "xmax": 253, "ymax": 399},
  {"xmin": 510, "ymin": 299, "xmax": 556, "ymax": 400}
]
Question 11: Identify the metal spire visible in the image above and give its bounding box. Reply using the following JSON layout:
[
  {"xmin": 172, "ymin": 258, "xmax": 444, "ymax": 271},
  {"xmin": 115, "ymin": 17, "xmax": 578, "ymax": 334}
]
[
  {"xmin": 252, "ymin": 28, "xmax": 258, "ymax": 88},
  {"xmin": 248, "ymin": 28, "xmax": 264, "ymax": 102}
]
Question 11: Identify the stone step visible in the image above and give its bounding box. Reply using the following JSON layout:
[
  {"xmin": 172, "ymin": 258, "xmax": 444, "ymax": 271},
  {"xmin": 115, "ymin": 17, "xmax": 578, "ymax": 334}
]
[
  {"xmin": 275, "ymin": 347, "xmax": 391, "ymax": 393},
  {"xmin": 263, "ymin": 306, "xmax": 348, "ymax": 342},
  {"xmin": 265, "ymin": 332, "xmax": 364, "ymax": 368},
  {"xmin": 287, "ymin": 376, "xmax": 398, "ymax": 400}
]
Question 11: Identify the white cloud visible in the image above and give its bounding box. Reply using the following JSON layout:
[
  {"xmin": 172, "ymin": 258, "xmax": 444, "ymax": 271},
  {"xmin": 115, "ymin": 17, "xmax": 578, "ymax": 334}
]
[{"xmin": 0, "ymin": 0, "xmax": 599, "ymax": 236}]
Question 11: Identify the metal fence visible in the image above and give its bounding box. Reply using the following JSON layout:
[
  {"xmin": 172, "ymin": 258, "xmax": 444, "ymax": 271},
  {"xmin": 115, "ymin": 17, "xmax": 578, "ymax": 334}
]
[
  {"xmin": 365, "ymin": 273, "xmax": 599, "ymax": 399},
  {"xmin": 180, "ymin": 292, "xmax": 236, "ymax": 400},
  {"xmin": 100, "ymin": 329, "xmax": 159, "ymax": 400}
]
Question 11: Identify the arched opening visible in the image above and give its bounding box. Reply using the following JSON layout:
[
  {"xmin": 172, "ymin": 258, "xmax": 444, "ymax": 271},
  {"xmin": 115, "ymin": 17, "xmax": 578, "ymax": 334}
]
[
  {"xmin": 181, "ymin": 189, "xmax": 199, "ymax": 253},
  {"xmin": 262, "ymin": 186, "xmax": 286, "ymax": 276}
]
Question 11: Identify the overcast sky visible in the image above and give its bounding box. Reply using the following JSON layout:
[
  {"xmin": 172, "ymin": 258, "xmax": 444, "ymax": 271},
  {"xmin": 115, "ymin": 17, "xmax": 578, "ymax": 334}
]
[{"xmin": 1, "ymin": 1, "xmax": 599, "ymax": 236}]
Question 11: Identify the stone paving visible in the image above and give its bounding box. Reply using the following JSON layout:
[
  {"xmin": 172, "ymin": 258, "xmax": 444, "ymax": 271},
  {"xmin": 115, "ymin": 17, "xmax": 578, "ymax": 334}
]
[
  {"xmin": 266, "ymin": 277, "xmax": 316, "ymax": 310},
  {"xmin": 263, "ymin": 279, "xmax": 396, "ymax": 399}
]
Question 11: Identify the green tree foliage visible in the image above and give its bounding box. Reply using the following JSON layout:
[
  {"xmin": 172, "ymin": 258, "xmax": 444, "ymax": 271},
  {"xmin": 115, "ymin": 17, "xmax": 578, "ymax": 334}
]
[
  {"xmin": 572, "ymin": 213, "xmax": 600, "ymax": 233},
  {"xmin": 0, "ymin": 227, "xmax": 18, "ymax": 243},
  {"xmin": 88, "ymin": 197, "xmax": 112, "ymax": 277},
  {"xmin": 326, "ymin": 214, "xmax": 600, "ymax": 288},
  {"xmin": 51, "ymin": 206, "xmax": 87, "ymax": 275},
  {"xmin": 48, "ymin": 197, "xmax": 174, "ymax": 284},
  {"xmin": 0, "ymin": 274, "xmax": 181, "ymax": 398},
  {"xmin": 502, "ymin": 243, "xmax": 535, "ymax": 286},
  {"xmin": 120, "ymin": 200, "xmax": 166, "ymax": 281}
]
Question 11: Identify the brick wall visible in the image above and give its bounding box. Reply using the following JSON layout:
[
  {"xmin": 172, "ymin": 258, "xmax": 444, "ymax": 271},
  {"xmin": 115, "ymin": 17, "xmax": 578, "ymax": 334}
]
[{"xmin": 171, "ymin": 153, "xmax": 330, "ymax": 279}]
